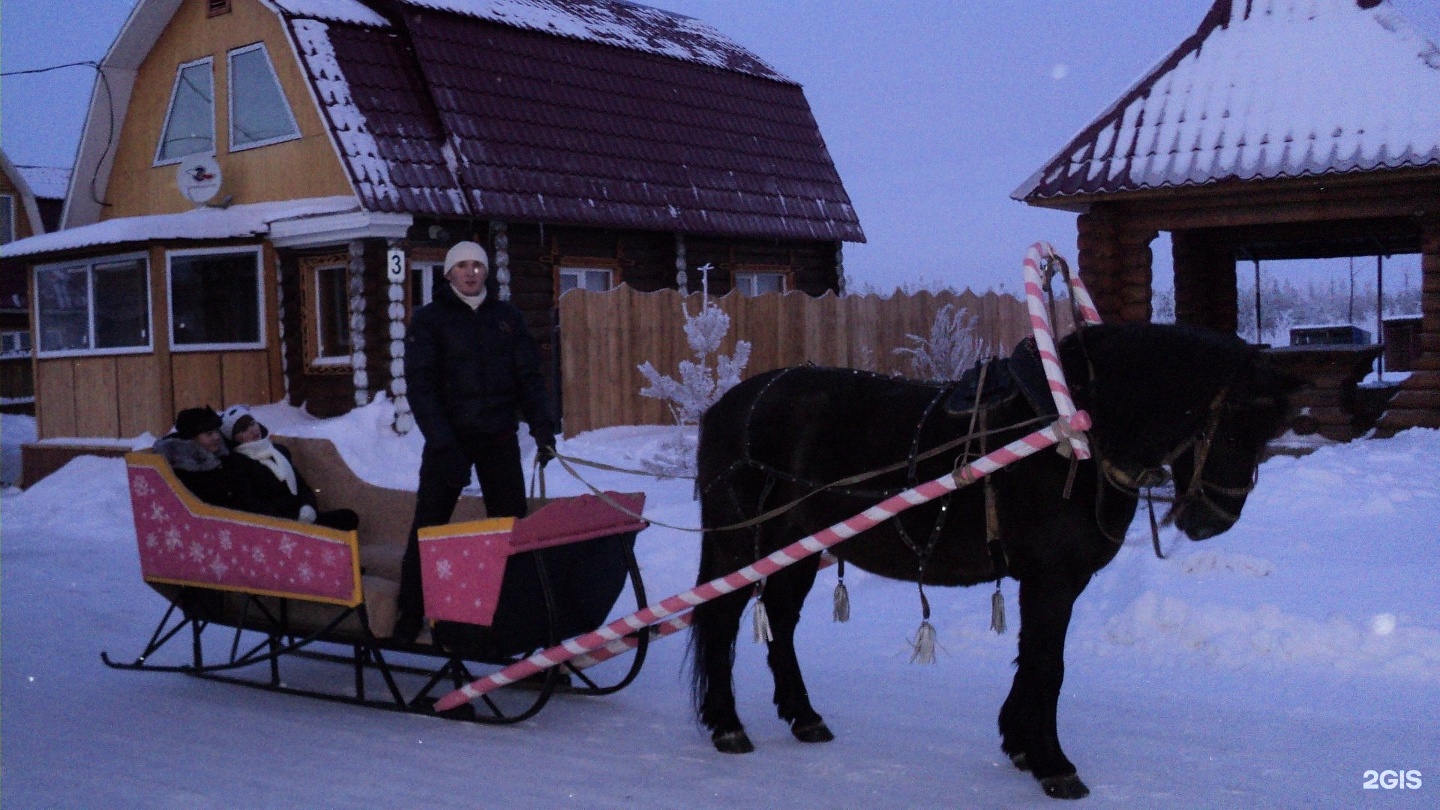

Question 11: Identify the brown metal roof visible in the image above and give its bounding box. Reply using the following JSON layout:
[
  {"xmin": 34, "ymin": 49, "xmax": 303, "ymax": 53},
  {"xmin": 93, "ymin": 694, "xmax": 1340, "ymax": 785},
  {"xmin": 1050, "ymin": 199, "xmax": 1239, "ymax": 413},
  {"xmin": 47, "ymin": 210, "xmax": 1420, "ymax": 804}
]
[
  {"xmin": 1016, "ymin": 0, "xmax": 1440, "ymax": 208},
  {"xmin": 284, "ymin": 1, "xmax": 863, "ymax": 241}
]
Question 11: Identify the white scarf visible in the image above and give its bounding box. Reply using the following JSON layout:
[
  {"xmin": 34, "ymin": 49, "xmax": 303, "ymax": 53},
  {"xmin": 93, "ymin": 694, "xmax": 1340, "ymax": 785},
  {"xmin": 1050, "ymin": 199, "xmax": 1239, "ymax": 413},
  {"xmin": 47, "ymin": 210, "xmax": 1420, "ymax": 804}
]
[
  {"xmin": 451, "ymin": 284, "xmax": 487, "ymax": 310},
  {"xmin": 236, "ymin": 437, "xmax": 298, "ymax": 495}
]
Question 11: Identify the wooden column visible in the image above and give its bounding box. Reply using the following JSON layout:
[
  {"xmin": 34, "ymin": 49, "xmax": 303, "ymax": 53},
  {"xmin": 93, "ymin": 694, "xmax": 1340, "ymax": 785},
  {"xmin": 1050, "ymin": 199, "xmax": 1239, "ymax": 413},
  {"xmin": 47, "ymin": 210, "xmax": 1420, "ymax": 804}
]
[
  {"xmin": 1077, "ymin": 205, "xmax": 1122, "ymax": 322},
  {"xmin": 1078, "ymin": 205, "xmax": 1156, "ymax": 324},
  {"xmin": 1172, "ymin": 229, "xmax": 1239, "ymax": 334},
  {"xmin": 1376, "ymin": 215, "xmax": 1440, "ymax": 433}
]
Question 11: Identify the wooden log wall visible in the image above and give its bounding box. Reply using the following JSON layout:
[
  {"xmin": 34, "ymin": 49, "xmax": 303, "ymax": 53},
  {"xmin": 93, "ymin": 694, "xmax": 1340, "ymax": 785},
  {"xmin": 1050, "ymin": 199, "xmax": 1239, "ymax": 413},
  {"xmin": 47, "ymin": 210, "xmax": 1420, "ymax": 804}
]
[
  {"xmin": 557, "ymin": 286, "xmax": 1069, "ymax": 436},
  {"xmin": 1376, "ymin": 215, "xmax": 1440, "ymax": 433}
]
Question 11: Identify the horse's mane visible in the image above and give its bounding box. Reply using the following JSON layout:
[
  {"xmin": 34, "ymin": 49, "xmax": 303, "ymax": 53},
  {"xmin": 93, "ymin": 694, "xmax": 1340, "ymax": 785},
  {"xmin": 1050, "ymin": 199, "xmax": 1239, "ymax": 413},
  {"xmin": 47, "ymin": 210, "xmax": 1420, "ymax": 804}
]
[{"xmin": 1060, "ymin": 323, "xmax": 1258, "ymax": 466}]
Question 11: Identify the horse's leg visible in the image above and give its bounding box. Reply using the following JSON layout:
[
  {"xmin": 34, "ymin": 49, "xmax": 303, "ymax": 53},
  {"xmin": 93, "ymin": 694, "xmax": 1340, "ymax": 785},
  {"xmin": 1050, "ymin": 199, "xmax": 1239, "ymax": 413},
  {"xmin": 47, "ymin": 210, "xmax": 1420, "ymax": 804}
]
[
  {"xmin": 758, "ymin": 557, "xmax": 833, "ymax": 743},
  {"xmin": 692, "ymin": 587, "xmax": 753, "ymax": 752},
  {"xmin": 998, "ymin": 576, "xmax": 1091, "ymax": 800}
]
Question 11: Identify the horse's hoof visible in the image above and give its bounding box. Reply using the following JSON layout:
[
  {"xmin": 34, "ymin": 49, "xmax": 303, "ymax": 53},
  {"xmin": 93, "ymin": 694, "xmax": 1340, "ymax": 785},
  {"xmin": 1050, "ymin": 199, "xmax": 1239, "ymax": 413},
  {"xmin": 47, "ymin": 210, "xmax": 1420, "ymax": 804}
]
[
  {"xmin": 712, "ymin": 729, "xmax": 755, "ymax": 754},
  {"xmin": 791, "ymin": 719, "xmax": 834, "ymax": 743},
  {"xmin": 1009, "ymin": 752, "xmax": 1030, "ymax": 772},
  {"xmin": 1040, "ymin": 773, "xmax": 1090, "ymax": 800}
]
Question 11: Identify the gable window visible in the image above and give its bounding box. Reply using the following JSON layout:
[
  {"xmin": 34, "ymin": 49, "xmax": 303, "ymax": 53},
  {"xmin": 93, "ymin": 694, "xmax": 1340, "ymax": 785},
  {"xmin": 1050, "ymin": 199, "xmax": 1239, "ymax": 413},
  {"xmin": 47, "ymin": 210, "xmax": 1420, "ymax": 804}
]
[
  {"xmin": 558, "ymin": 265, "xmax": 615, "ymax": 296},
  {"xmin": 299, "ymin": 253, "xmax": 351, "ymax": 370},
  {"xmin": 228, "ymin": 44, "xmax": 300, "ymax": 152},
  {"xmin": 34, "ymin": 254, "xmax": 151, "ymax": 356},
  {"xmin": 168, "ymin": 247, "xmax": 264, "ymax": 350},
  {"xmin": 155, "ymin": 58, "xmax": 215, "ymax": 164},
  {"xmin": 0, "ymin": 194, "xmax": 13, "ymax": 244},
  {"xmin": 733, "ymin": 269, "xmax": 788, "ymax": 296}
]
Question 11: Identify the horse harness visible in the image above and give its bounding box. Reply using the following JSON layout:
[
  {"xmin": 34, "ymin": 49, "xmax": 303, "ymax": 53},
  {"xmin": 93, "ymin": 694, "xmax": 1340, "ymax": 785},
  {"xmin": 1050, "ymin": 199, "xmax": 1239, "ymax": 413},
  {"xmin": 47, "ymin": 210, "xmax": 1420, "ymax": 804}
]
[{"xmin": 1092, "ymin": 385, "xmax": 1261, "ymax": 557}]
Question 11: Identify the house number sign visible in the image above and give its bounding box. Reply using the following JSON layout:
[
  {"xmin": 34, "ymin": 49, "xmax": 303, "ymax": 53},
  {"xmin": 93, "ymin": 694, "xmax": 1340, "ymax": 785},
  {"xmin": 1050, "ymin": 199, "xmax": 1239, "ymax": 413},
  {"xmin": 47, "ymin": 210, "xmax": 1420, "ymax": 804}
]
[{"xmin": 387, "ymin": 248, "xmax": 406, "ymax": 283}]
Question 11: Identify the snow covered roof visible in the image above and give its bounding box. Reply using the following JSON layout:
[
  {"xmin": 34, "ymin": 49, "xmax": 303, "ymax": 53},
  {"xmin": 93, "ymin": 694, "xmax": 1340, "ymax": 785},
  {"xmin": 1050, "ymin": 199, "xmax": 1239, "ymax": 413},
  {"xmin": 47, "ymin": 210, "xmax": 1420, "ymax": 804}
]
[
  {"xmin": 64, "ymin": 0, "xmax": 858, "ymax": 242},
  {"xmin": 1016, "ymin": 0, "xmax": 1440, "ymax": 205},
  {"xmin": 15, "ymin": 166, "xmax": 72, "ymax": 201},
  {"xmin": 0, "ymin": 196, "xmax": 370, "ymax": 259},
  {"xmin": 283, "ymin": 2, "xmax": 861, "ymax": 239}
]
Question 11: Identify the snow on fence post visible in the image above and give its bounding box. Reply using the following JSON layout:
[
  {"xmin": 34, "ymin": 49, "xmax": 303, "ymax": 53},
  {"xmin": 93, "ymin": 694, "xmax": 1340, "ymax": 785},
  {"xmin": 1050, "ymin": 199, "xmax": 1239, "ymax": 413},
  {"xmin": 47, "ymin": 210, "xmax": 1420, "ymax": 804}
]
[
  {"xmin": 275, "ymin": 254, "xmax": 290, "ymax": 402},
  {"xmin": 493, "ymin": 221, "xmax": 511, "ymax": 302},
  {"xmin": 387, "ymin": 240, "xmax": 413, "ymax": 434},
  {"xmin": 349, "ymin": 240, "xmax": 369, "ymax": 407}
]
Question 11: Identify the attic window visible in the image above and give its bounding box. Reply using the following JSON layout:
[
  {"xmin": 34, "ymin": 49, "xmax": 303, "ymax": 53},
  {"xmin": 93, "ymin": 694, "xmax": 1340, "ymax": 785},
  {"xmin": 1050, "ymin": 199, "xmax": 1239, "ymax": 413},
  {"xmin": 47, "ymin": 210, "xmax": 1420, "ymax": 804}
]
[
  {"xmin": 155, "ymin": 58, "xmax": 215, "ymax": 164},
  {"xmin": 733, "ymin": 268, "xmax": 789, "ymax": 296},
  {"xmin": 208, "ymin": 0, "xmax": 232, "ymax": 17},
  {"xmin": 227, "ymin": 44, "xmax": 301, "ymax": 152},
  {"xmin": 0, "ymin": 194, "xmax": 13, "ymax": 244}
]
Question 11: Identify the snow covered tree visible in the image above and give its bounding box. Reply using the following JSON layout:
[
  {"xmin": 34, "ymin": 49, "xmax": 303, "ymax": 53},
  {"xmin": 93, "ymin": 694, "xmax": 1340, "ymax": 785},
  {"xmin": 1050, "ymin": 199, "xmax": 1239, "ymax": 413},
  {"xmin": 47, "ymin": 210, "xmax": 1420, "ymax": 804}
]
[
  {"xmin": 893, "ymin": 303, "xmax": 989, "ymax": 381},
  {"xmin": 637, "ymin": 264, "xmax": 751, "ymax": 476}
]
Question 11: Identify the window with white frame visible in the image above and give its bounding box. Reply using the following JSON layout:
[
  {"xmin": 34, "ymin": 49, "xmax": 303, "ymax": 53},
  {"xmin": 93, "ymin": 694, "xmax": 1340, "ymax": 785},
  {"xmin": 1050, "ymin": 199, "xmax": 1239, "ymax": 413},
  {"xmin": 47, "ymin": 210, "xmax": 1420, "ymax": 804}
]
[
  {"xmin": 409, "ymin": 260, "xmax": 443, "ymax": 308},
  {"xmin": 228, "ymin": 44, "xmax": 301, "ymax": 152},
  {"xmin": 0, "ymin": 194, "xmax": 14, "ymax": 244},
  {"xmin": 558, "ymin": 265, "xmax": 613, "ymax": 296},
  {"xmin": 168, "ymin": 248, "xmax": 263, "ymax": 349},
  {"xmin": 34, "ymin": 255, "xmax": 151, "ymax": 356},
  {"xmin": 733, "ymin": 270, "xmax": 787, "ymax": 296},
  {"xmin": 309, "ymin": 257, "xmax": 351, "ymax": 366},
  {"xmin": 156, "ymin": 58, "xmax": 215, "ymax": 164}
]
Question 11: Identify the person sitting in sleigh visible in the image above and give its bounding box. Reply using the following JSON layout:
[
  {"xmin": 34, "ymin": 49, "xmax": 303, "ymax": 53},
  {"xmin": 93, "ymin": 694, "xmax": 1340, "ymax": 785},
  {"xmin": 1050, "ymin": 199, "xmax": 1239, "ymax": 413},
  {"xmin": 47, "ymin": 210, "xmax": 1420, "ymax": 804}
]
[{"xmin": 218, "ymin": 405, "xmax": 360, "ymax": 532}]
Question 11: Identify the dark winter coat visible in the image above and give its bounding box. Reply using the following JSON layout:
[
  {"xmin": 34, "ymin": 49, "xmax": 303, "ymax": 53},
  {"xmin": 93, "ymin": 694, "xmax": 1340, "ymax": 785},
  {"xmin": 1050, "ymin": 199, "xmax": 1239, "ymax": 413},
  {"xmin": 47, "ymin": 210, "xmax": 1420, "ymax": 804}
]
[
  {"xmin": 153, "ymin": 435, "xmax": 251, "ymax": 509},
  {"xmin": 226, "ymin": 441, "xmax": 319, "ymax": 522},
  {"xmin": 405, "ymin": 282, "xmax": 556, "ymax": 450}
]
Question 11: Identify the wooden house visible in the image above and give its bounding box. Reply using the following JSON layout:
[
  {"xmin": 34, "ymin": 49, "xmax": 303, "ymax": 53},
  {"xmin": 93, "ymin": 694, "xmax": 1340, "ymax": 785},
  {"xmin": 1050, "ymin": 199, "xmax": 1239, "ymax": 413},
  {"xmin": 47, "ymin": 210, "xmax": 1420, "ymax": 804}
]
[
  {"xmin": 1016, "ymin": 0, "xmax": 1440, "ymax": 435},
  {"xmin": 0, "ymin": 0, "xmax": 863, "ymax": 443},
  {"xmin": 0, "ymin": 150, "xmax": 59, "ymax": 409}
]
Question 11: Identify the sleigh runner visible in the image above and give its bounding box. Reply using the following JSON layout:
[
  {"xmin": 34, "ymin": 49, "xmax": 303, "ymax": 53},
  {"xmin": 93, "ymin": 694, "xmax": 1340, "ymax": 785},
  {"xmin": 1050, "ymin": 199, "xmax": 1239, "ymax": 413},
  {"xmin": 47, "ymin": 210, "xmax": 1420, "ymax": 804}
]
[{"xmin": 105, "ymin": 442, "xmax": 652, "ymax": 723}]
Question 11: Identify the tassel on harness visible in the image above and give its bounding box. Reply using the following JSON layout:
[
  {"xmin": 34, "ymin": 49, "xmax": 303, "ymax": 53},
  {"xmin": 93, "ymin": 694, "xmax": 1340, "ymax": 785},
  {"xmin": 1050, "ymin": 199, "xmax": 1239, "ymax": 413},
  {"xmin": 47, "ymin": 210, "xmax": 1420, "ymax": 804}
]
[
  {"xmin": 752, "ymin": 590, "xmax": 774, "ymax": 644},
  {"xmin": 832, "ymin": 558, "xmax": 850, "ymax": 623},
  {"xmin": 910, "ymin": 586, "xmax": 937, "ymax": 664},
  {"xmin": 990, "ymin": 583, "xmax": 1007, "ymax": 635}
]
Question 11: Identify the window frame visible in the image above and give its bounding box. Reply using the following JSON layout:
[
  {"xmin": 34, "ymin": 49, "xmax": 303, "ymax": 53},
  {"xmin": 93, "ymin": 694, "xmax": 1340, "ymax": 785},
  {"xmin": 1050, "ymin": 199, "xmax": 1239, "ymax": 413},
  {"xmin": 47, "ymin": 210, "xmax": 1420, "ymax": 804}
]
[
  {"xmin": 165, "ymin": 245, "xmax": 266, "ymax": 352},
  {"xmin": 0, "ymin": 193, "xmax": 14, "ymax": 244},
  {"xmin": 299, "ymin": 252, "xmax": 352, "ymax": 372},
  {"xmin": 556, "ymin": 259, "xmax": 620, "ymax": 298},
  {"xmin": 226, "ymin": 42, "xmax": 302, "ymax": 153},
  {"xmin": 409, "ymin": 259, "xmax": 444, "ymax": 310},
  {"xmin": 154, "ymin": 56, "xmax": 216, "ymax": 166},
  {"xmin": 732, "ymin": 266, "xmax": 791, "ymax": 297},
  {"xmin": 32, "ymin": 251, "xmax": 154, "ymax": 359}
]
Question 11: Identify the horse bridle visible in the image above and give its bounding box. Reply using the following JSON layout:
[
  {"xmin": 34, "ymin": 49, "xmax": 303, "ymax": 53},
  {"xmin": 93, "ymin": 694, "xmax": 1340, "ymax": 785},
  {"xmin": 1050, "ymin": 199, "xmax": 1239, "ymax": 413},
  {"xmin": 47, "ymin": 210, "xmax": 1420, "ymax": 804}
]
[{"xmin": 1095, "ymin": 386, "xmax": 1261, "ymax": 557}]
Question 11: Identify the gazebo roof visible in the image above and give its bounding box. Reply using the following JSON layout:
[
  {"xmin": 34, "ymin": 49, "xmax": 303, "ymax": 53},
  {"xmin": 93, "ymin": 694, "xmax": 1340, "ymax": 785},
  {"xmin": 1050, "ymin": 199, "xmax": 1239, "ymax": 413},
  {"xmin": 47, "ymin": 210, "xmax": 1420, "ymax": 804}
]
[{"xmin": 1015, "ymin": 0, "xmax": 1440, "ymax": 208}]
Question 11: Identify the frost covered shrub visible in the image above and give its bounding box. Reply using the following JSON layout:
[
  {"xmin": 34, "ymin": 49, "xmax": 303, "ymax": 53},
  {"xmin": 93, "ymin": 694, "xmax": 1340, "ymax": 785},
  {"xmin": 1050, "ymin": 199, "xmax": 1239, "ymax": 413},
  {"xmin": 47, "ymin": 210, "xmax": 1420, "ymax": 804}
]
[
  {"xmin": 637, "ymin": 266, "xmax": 751, "ymax": 476},
  {"xmin": 893, "ymin": 303, "xmax": 989, "ymax": 381}
]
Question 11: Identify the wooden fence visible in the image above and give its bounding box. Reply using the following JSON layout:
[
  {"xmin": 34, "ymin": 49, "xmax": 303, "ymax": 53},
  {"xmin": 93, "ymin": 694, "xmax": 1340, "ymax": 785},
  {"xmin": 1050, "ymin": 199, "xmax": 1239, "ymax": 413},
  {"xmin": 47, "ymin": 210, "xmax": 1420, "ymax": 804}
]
[{"xmin": 556, "ymin": 285, "xmax": 1074, "ymax": 436}]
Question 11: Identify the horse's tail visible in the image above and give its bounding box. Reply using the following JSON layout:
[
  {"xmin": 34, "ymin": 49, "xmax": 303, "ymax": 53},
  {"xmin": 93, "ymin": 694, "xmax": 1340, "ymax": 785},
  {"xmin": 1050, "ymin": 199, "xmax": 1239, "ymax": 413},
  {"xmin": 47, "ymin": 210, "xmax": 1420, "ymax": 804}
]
[{"xmin": 686, "ymin": 547, "xmax": 735, "ymax": 723}]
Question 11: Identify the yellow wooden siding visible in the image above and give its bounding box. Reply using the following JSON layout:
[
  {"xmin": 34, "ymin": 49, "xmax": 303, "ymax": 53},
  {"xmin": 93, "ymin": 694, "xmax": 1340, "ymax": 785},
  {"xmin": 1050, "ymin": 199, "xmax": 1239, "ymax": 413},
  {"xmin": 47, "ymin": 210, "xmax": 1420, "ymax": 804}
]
[
  {"xmin": 170, "ymin": 352, "xmax": 225, "ymax": 412},
  {"xmin": 116, "ymin": 354, "xmax": 170, "ymax": 437},
  {"xmin": 35, "ymin": 360, "xmax": 76, "ymax": 439},
  {"xmin": 103, "ymin": 0, "xmax": 353, "ymax": 220}
]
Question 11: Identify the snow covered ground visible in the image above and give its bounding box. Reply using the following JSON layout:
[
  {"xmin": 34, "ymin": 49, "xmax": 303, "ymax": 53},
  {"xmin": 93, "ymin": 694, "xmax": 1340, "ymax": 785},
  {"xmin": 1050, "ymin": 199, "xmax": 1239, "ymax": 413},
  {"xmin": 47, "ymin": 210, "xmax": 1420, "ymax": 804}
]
[{"xmin": 2, "ymin": 402, "xmax": 1437, "ymax": 808}]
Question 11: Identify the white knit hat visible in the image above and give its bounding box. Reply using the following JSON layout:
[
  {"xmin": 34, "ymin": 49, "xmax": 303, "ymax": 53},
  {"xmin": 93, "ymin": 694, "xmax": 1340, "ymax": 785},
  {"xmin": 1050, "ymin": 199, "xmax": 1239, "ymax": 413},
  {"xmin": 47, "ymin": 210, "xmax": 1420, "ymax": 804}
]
[
  {"xmin": 444, "ymin": 241, "xmax": 489, "ymax": 273},
  {"xmin": 220, "ymin": 404, "xmax": 253, "ymax": 442}
]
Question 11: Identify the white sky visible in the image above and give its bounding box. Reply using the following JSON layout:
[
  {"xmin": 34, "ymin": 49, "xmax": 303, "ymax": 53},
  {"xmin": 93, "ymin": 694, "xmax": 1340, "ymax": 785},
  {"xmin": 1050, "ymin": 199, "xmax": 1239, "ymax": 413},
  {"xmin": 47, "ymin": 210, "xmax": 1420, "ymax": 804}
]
[{"xmin": 3, "ymin": 0, "xmax": 1437, "ymax": 293}]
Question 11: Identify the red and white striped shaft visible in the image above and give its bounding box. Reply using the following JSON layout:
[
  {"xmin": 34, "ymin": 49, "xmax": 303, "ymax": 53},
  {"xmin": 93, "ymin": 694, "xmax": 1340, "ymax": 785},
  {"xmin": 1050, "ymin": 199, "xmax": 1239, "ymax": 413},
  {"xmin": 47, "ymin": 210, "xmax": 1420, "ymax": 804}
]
[
  {"xmin": 1066, "ymin": 271, "xmax": 1102, "ymax": 326},
  {"xmin": 1023, "ymin": 243, "xmax": 1092, "ymax": 460},
  {"xmin": 570, "ymin": 612, "xmax": 693, "ymax": 670},
  {"xmin": 433, "ymin": 414, "xmax": 1090, "ymax": 712}
]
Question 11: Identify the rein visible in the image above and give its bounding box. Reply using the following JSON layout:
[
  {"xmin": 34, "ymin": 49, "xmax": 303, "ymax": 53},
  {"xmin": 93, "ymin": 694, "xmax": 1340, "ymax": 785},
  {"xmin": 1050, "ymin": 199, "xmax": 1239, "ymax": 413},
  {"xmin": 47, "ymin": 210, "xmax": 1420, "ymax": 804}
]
[{"xmin": 1093, "ymin": 386, "xmax": 1258, "ymax": 557}]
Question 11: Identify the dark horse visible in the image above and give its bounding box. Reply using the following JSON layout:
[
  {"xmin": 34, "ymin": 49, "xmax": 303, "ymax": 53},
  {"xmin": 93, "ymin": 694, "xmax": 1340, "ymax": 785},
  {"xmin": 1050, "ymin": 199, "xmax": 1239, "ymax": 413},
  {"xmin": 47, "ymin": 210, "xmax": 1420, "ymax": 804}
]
[{"xmin": 690, "ymin": 322, "xmax": 1298, "ymax": 799}]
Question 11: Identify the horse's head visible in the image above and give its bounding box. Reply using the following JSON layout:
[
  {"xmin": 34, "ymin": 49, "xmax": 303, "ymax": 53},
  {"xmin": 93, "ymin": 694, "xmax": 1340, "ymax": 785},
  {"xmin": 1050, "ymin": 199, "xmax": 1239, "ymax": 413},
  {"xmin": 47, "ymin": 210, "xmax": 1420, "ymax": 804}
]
[
  {"xmin": 1064, "ymin": 323, "xmax": 1302, "ymax": 541},
  {"xmin": 1164, "ymin": 351, "xmax": 1299, "ymax": 539}
]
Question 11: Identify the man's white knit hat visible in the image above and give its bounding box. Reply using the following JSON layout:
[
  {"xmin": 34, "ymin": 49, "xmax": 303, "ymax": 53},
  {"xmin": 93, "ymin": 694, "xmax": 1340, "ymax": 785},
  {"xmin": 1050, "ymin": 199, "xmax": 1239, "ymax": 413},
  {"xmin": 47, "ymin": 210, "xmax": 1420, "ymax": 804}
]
[{"xmin": 444, "ymin": 241, "xmax": 489, "ymax": 273}]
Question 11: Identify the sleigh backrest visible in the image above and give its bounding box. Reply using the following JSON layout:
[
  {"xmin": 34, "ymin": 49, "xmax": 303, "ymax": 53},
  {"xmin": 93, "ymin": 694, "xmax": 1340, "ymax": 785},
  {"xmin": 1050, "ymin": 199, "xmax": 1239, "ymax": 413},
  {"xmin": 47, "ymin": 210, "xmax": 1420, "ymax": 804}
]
[
  {"xmin": 126, "ymin": 452, "xmax": 363, "ymax": 607},
  {"xmin": 417, "ymin": 492, "xmax": 647, "ymax": 627}
]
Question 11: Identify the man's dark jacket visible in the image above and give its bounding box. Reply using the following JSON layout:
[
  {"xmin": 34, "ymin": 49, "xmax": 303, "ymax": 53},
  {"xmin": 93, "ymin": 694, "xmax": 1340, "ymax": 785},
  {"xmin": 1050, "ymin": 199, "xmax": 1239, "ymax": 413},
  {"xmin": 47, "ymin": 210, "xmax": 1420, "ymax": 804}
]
[{"xmin": 405, "ymin": 281, "xmax": 555, "ymax": 451}]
